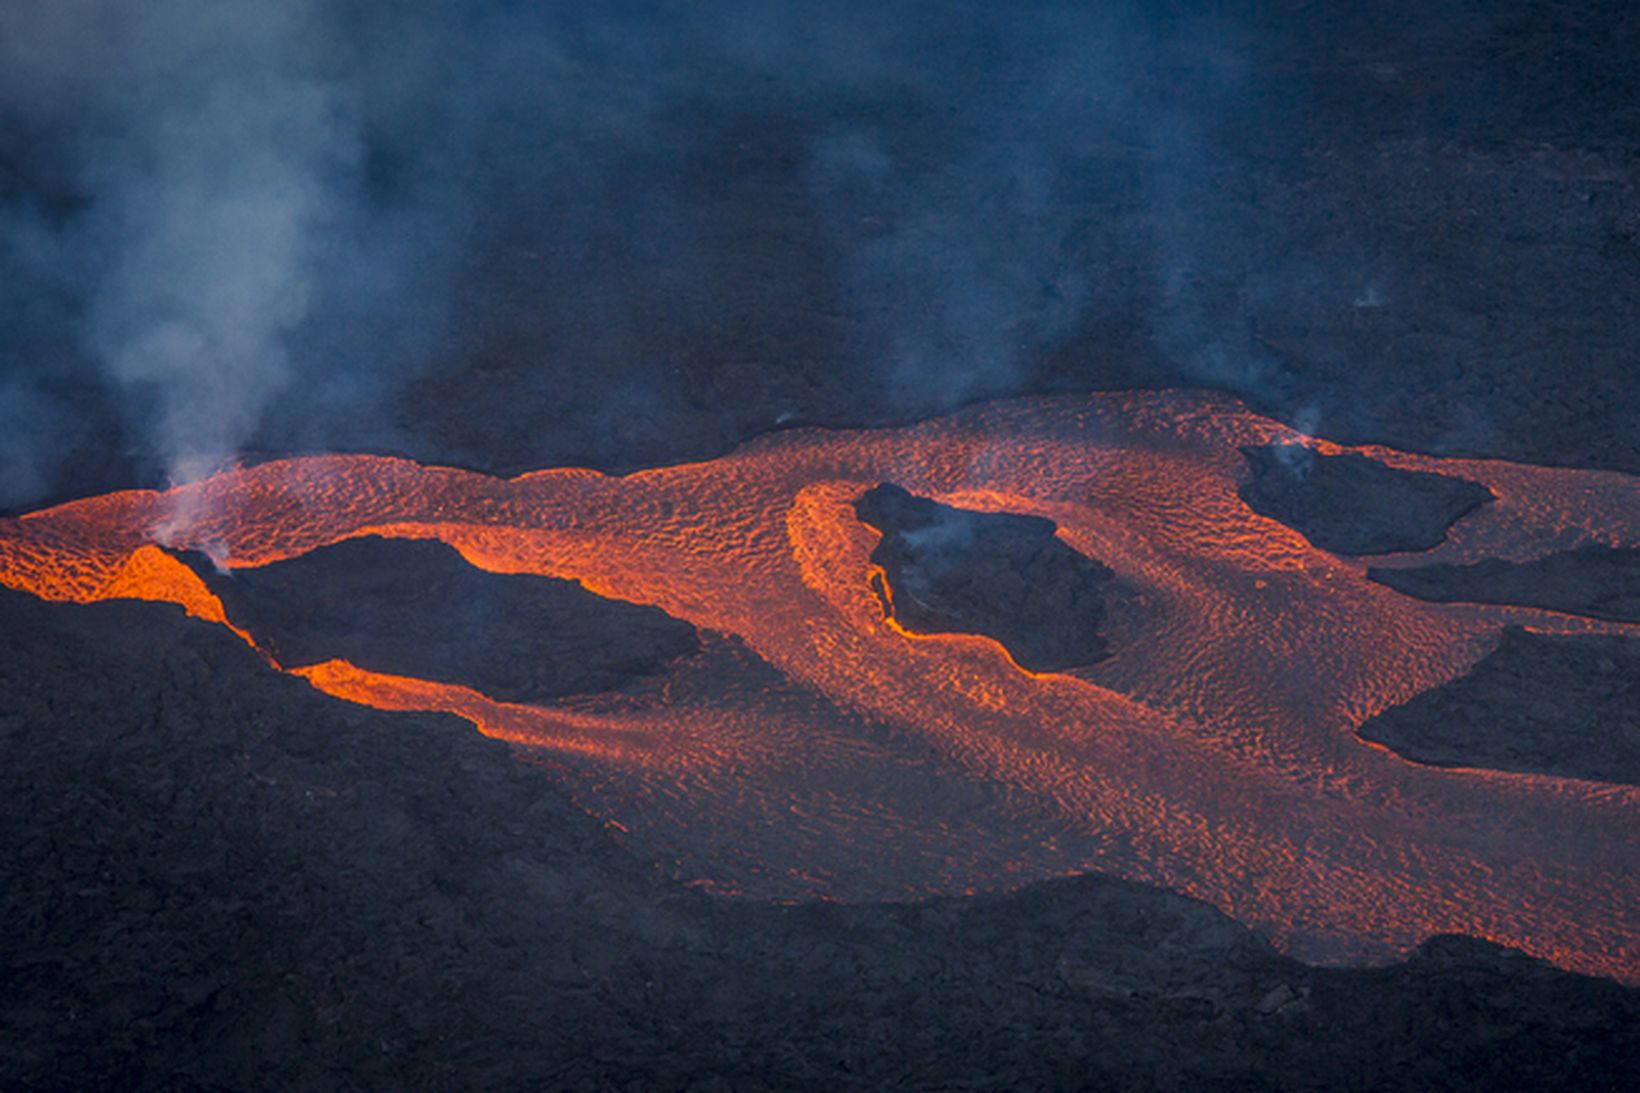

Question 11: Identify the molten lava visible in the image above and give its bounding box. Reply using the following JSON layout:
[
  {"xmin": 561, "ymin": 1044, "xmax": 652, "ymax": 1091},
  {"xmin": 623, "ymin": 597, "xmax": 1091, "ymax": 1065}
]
[{"xmin": 3, "ymin": 390, "xmax": 1637, "ymax": 981}]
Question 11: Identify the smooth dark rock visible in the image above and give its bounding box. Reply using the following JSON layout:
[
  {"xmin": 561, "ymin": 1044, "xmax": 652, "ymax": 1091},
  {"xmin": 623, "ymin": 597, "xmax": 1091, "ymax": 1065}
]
[
  {"xmin": 3, "ymin": 589, "xmax": 1636, "ymax": 1090},
  {"xmin": 1371, "ymin": 544, "xmax": 1640, "ymax": 624},
  {"xmin": 1238, "ymin": 444, "xmax": 1494, "ymax": 555},
  {"xmin": 1358, "ymin": 627, "xmax": 1640, "ymax": 786},
  {"xmin": 180, "ymin": 535, "xmax": 697, "ymax": 704},
  {"xmin": 855, "ymin": 483, "xmax": 1114, "ymax": 672}
]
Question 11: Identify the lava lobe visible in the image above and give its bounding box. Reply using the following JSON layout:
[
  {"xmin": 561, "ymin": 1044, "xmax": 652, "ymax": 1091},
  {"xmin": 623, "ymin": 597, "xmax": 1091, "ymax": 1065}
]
[
  {"xmin": 1238, "ymin": 444, "xmax": 1494, "ymax": 555},
  {"xmin": 855, "ymin": 482, "xmax": 1114, "ymax": 672}
]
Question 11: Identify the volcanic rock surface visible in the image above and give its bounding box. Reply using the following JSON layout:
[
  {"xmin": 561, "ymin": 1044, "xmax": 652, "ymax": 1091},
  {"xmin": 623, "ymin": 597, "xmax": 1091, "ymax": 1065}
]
[
  {"xmin": 1371, "ymin": 544, "xmax": 1640, "ymax": 624},
  {"xmin": 181, "ymin": 535, "xmax": 697, "ymax": 704},
  {"xmin": 856, "ymin": 482, "xmax": 1114, "ymax": 672},
  {"xmin": 2, "ymin": 588, "xmax": 1636, "ymax": 1090},
  {"xmin": 1238, "ymin": 444, "xmax": 1494, "ymax": 555},
  {"xmin": 1358, "ymin": 627, "xmax": 1640, "ymax": 786}
]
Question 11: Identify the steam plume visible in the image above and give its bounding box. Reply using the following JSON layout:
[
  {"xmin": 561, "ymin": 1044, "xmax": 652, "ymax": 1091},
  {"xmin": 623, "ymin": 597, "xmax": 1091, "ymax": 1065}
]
[{"xmin": 2, "ymin": 2, "xmax": 359, "ymax": 516}]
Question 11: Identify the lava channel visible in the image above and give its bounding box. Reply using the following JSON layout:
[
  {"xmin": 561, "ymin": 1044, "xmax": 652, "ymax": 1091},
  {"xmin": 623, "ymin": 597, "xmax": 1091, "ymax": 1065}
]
[{"xmin": 2, "ymin": 389, "xmax": 1637, "ymax": 982}]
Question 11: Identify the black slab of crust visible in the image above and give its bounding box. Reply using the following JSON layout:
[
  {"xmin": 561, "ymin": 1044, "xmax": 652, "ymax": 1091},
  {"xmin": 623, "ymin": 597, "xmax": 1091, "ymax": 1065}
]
[
  {"xmin": 1358, "ymin": 627, "xmax": 1640, "ymax": 786},
  {"xmin": 180, "ymin": 535, "xmax": 697, "ymax": 704},
  {"xmin": 1238, "ymin": 444, "xmax": 1494, "ymax": 556},
  {"xmin": 1371, "ymin": 544, "xmax": 1640, "ymax": 624},
  {"xmin": 1, "ymin": 588, "xmax": 1636, "ymax": 1090},
  {"xmin": 855, "ymin": 483, "xmax": 1114, "ymax": 672}
]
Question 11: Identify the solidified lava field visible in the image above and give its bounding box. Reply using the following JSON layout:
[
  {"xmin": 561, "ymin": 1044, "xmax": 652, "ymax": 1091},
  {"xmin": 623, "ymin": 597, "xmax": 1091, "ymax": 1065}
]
[{"xmin": 5, "ymin": 388, "xmax": 1636, "ymax": 984}]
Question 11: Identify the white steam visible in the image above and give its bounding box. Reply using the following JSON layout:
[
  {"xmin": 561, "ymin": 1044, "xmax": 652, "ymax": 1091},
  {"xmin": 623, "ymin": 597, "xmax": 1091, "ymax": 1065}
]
[{"xmin": 2, "ymin": 1, "xmax": 359, "ymax": 526}]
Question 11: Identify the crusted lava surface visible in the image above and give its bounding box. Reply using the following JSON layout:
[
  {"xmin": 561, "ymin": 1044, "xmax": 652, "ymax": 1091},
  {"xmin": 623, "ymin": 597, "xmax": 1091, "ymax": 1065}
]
[
  {"xmin": 3, "ymin": 588, "xmax": 1636, "ymax": 1090},
  {"xmin": 856, "ymin": 482, "xmax": 1114, "ymax": 672},
  {"xmin": 1359, "ymin": 627, "xmax": 1640, "ymax": 786},
  {"xmin": 1371, "ymin": 544, "xmax": 1640, "ymax": 624},
  {"xmin": 5, "ymin": 395, "xmax": 1635, "ymax": 978},
  {"xmin": 1238, "ymin": 444, "xmax": 1494, "ymax": 555},
  {"xmin": 178, "ymin": 536, "xmax": 697, "ymax": 704}
]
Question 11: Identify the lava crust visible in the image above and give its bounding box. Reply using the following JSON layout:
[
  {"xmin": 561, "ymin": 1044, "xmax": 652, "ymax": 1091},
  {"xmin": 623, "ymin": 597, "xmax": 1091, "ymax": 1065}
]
[
  {"xmin": 1370, "ymin": 544, "xmax": 1640, "ymax": 624},
  {"xmin": 1359, "ymin": 627, "xmax": 1640, "ymax": 786},
  {"xmin": 181, "ymin": 536, "xmax": 697, "ymax": 704},
  {"xmin": 1238, "ymin": 444, "xmax": 1494, "ymax": 555},
  {"xmin": 855, "ymin": 482, "xmax": 1114, "ymax": 672}
]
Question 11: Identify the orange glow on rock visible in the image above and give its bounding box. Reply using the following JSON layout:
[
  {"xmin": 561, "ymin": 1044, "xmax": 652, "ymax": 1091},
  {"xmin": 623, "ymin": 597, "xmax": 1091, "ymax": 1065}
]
[{"xmin": 2, "ymin": 389, "xmax": 1637, "ymax": 982}]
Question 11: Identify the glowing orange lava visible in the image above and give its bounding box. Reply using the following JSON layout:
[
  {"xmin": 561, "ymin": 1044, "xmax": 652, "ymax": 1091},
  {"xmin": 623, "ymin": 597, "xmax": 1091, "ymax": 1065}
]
[{"xmin": 3, "ymin": 389, "xmax": 1637, "ymax": 981}]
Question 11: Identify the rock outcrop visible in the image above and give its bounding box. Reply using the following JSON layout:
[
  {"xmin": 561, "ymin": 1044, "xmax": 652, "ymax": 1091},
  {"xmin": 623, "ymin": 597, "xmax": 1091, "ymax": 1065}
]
[
  {"xmin": 856, "ymin": 483, "xmax": 1114, "ymax": 671},
  {"xmin": 1238, "ymin": 445, "xmax": 1493, "ymax": 555},
  {"xmin": 1358, "ymin": 627, "xmax": 1640, "ymax": 786},
  {"xmin": 181, "ymin": 535, "xmax": 697, "ymax": 704},
  {"xmin": 1371, "ymin": 544, "xmax": 1640, "ymax": 624}
]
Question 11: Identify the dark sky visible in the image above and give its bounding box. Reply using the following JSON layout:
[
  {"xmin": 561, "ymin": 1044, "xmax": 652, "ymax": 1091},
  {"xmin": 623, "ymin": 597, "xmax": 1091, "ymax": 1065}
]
[{"xmin": 2, "ymin": 2, "xmax": 1636, "ymax": 506}]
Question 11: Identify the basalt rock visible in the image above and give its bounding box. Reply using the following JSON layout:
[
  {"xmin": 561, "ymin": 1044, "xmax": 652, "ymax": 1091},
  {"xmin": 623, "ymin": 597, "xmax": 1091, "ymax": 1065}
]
[
  {"xmin": 1238, "ymin": 444, "xmax": 1494, "ymax": 555},
  {"xmin": 1370, "ymin": 544, "xmax": 1640, "ymax": 624},
  {"xmin": 855, "ymin": 483, "xmax": 1114, "ymax": 672},
  {"xmin": 179, "ymin": 535, "xmax": 697, "ymax": 705},
  {"xmin": 1358, "ymin": 627, "xmax": 1640, "ymax": 786},
  {"xmin": 1, "ymin": 589, "xmax": 1636, "ymax": 1091}
]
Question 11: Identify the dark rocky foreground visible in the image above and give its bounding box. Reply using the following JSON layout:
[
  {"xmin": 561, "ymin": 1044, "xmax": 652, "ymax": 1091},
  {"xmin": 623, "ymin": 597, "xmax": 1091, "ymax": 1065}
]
[
  {"xmin": 2, "ymin": 589, "xmax": 1636, "ymax": 1091},
  {"xmin": 1238, "ymin": 444, "xmax": 1494, "ymax": 555},
  {"xmin": 1371, "ymin": 544, "xmax": 1640, "ymax": 624},
  {"xmin": 856, "ymin": 483, "xmax": 1113, "ymax": 671},
  {"xmin": 180, "ymin": 537, "xmax": 697, "ymax": 704},
  {"xmin": 1358, "ymin": 627, "xmax": 1640, "ymax": 786}
]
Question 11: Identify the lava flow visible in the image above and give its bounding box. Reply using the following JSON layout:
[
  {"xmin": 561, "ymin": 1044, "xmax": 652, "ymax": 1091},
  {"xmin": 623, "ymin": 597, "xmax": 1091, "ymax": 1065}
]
[{"xmin": 3, "ymin": 389, "xmax": 1638, "ymax": 982}]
